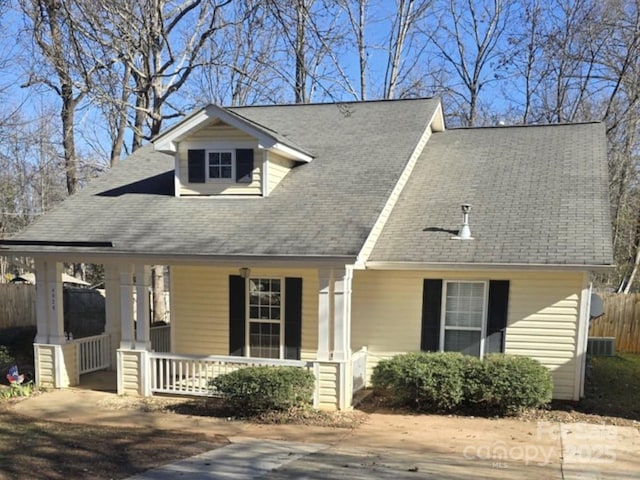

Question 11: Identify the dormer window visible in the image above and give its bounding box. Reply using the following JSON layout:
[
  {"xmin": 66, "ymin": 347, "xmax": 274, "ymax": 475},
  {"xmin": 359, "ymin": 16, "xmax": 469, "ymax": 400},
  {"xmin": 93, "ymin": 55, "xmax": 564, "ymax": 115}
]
[
  {"xmin": 208, "ymin": 151, "xmax": 234, "ymax": 180},
  {"xmin": 187, "ymin": 148, "xmax": 254, "ymax": 185}
]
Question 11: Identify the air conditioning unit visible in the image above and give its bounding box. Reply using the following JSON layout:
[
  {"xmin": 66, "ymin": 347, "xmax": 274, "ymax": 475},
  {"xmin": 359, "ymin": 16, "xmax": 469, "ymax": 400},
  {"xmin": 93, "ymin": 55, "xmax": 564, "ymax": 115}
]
[{"xmin": 587, "ymin": 337, "xmax": 616, "ymax": 356}]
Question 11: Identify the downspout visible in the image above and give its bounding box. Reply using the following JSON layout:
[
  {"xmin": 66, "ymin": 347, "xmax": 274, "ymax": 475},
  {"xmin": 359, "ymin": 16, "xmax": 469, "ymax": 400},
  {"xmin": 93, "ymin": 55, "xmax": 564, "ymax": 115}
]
[{"xmin": 574, "ymin": 273, "xmax": 591, "ymax": 400}]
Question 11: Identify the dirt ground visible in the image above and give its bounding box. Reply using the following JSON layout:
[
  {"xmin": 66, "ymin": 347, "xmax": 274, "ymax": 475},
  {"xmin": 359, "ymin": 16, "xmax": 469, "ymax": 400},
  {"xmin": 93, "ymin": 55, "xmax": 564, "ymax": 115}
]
[
  {"xmin": 0, "ymin": 399, "xmax": 227, "ymax": 480},
  {"xmin": 8, "ymin": 389, "xmax": 640, "ymax": 478}
]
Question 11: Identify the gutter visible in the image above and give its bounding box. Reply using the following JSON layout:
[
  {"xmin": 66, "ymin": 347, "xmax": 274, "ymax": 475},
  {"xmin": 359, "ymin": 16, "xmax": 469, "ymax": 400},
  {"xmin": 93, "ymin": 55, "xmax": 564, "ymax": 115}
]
[
  {"xmin": 0, "ymin": 240, "xmax": 113, "ymax": 248},
  {"xmin": 0, "ymin": 246, "xmax": 356, "ymax": 268},
  {"xmin": 364, "ymin": 261, "xmax": 615, "ymax": 273}
]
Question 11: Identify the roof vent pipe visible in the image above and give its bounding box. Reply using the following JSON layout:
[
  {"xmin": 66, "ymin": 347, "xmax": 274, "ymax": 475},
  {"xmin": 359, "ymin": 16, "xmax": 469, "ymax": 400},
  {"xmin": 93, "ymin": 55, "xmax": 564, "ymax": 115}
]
[{"xmin": 456, "ymin": 204, "xmax": 473, "ymax": 240}]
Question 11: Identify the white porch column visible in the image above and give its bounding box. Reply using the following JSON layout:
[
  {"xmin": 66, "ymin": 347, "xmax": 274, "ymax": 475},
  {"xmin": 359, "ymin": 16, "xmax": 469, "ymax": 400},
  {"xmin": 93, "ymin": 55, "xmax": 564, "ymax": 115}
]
[
  {"xmin": 119, "ymin": 265, "xmax": 135, "ymax": 350},
  {"xmin": 135, "ymin": 264, "xmax": 151, "ymax": 350},
  {"xmin": 34, "ymin": 258, "xmax": 49, "ymax": 344},
  {"xmin": 332, "ymin": 267, "xmax": 353, "ymax": 362},
  {"xmin": 104, "ymin": 264, "xmax": 121, "ymax": 368},
  {"xmin": 317, "ymin": 269, "xmax": 333, "ymax": 361},
  {"xmin": 46, "ymin": 261, "xmax": 66, "ymax": 345}
]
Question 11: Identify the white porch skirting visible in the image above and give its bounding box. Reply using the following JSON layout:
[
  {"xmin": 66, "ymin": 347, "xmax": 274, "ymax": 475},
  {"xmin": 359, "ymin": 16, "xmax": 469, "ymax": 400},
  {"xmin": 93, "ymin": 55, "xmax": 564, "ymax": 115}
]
[
  {"xmin": 34, "ymin": 334, "xmax": 112, "ymax": 389},
  {"xmin": 33, "ymin": 342, "xmax": 367, "ymax": 410}
]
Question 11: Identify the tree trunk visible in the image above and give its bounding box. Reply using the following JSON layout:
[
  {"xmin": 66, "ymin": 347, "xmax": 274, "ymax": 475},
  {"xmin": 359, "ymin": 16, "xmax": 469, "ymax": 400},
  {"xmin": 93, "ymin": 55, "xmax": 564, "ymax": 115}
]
[
  {"xmin": 294, "ymin": 0, "xmax": 307, "ymax": 103},
  {"xmin": 61, "ymin": 83, "xmax": 78, "ymax": 195},
  {"xmin": 109, "ymin": 65, "xmax": 131, "ymax": 166},
  {"xmin": 358, "ymin": 0, "xmax": 367, "ymax": 100}
]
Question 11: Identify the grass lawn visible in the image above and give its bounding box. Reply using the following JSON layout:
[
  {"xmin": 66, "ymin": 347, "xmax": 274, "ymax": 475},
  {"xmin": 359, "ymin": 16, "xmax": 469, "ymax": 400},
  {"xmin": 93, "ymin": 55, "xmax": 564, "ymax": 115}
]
[
  {"xmin": 0, "ymin": 405, "xmax": 227, "ymax": 480},
  {"xmin": 581, "ymin": 352, "xmax": 640, "ymax": 420}
]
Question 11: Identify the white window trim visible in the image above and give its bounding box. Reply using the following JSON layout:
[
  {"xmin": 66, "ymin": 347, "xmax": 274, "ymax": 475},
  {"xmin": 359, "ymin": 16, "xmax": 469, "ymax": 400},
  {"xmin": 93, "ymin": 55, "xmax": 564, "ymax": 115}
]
[
  {"xmin": 245, "ymin": 277, "xmax": 285, "ymax": 359},
  {"xmin": 439, "ymin": 280, "xmax": 489, "ymax": 358},
  {"xmin": 206, "ymin": 149, "xmax": 235, "ymax": 182}
]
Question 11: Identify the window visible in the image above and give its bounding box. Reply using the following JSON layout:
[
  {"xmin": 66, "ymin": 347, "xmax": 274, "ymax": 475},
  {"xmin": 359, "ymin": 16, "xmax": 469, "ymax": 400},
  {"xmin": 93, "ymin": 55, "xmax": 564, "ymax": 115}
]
[
  {"xmin": 440, "ymin": 281, "xmax": 488, "ymax": 357},
  {"xmin": 188, "ymin": 148, "xmax": 254, "ymax": 185},
  {"xmin": 247, "ymin": 278, "xmax": 282, "ymax": 359},
  {"xmin": 208, "ymin": 151, "xmax": 234, "ymax": 180}
]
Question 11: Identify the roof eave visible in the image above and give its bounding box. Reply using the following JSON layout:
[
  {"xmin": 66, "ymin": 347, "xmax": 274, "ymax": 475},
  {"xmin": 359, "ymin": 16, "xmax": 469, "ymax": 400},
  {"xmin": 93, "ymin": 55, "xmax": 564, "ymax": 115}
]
[
  {"xmin": 267, "ymin": 142, "xmax": 313, "ymax": 163},
  {"xmin": 152, "ymin": 105, "xmax": 313, "ymax": 162},
  {"xmin": 364, "ymin": 260, "xmax": 615, "ymax": 273},
  {"xmin": 430, "ymin": 102, "xmax": 446, "ymax": 132},
  {"xmin": 0, "ymin": 245, "xmax": 356, "ymax": 267}
]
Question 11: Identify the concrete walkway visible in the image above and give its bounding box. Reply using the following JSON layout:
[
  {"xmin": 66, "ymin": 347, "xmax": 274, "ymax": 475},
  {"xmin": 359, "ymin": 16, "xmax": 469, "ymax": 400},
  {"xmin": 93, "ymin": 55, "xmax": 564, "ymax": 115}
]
[
  {"xmin": 127, "ymin": 438, "xmax": 327, "ymax": 480},
  {"xmin": 12, "ymin": 389, "xmax": 640, "ymax": 479}
]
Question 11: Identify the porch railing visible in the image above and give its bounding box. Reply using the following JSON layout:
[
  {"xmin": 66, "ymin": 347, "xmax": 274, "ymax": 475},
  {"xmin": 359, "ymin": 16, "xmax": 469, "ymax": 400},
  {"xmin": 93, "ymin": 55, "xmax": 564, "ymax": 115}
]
[
  {"xmin": 150, "ymin": 325, "xmax": 171, "ymax": 352},
  {"xmin": 76, "ymin": 333, "xmax": 111, "ymax": 375},
  {"xmin": 148, "ymin": 352, "xmax": 311, "ymax": 396},
  {"xmin": 351, "ymin": 346, "xmax": 368, "ymax": 393}
]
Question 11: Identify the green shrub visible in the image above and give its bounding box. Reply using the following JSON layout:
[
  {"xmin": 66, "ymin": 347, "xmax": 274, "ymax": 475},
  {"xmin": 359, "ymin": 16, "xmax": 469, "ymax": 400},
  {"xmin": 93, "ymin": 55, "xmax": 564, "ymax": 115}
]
[
  {"xmin": 466, "ymin": 354, "xmax": 553, "ymax": 414},
  {"xmin": 372, "ymin": 352, "xmax": 553, "ymax": 415},
  {"xmin": 0, "ymin": 346, "xmax": 13, "ymax": 373},
  {"xmin": 209, "ymin": 366, "xmax": 315, "ymax": 414},
  {"xmin": 371, "ymin": 352, "xmax": 480, "ymax": 411},
  {"xmin": 0, "ymin": 382, "xmax": 35, "ymax": 399}
]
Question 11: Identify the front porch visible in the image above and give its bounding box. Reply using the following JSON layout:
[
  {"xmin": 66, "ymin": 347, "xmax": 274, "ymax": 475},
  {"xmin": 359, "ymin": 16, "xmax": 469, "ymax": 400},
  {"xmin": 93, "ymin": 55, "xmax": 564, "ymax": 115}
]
[{"xmin": 31, "ymin": 260, "xmax": 368, "ymax": 410}]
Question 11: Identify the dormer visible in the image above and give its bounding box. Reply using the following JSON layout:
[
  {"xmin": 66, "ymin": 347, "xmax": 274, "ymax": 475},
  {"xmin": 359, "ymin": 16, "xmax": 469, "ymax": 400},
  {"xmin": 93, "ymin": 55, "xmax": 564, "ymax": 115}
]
[{"xmin": 153, "ymin": 105, "xmax": 313, "ymax": 197}]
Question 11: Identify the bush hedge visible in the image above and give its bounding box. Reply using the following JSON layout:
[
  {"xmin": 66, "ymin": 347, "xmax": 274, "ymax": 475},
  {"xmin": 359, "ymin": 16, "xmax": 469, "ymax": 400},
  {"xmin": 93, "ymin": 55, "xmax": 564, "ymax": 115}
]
[
  {"xmin": 209, "ymin": 366, "xmax": 315, "ymax": 414},
  {"xmin": 466, "ymin": 354, "xmax": 553, "ymax": 414},
  {"xmin": 371, "ymin": 351, "xmax": 472, "ymax": 411},
  {"xmin": 371, "ymin": 352, "xmax": 552, "ymax": 415}
]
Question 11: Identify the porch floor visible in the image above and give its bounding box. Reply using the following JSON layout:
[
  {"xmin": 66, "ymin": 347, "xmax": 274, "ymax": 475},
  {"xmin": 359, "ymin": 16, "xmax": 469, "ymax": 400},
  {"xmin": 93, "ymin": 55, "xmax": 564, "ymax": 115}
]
[{"xmin": 75, "ymin": 370, "xmax": 117, "ymax": 393}]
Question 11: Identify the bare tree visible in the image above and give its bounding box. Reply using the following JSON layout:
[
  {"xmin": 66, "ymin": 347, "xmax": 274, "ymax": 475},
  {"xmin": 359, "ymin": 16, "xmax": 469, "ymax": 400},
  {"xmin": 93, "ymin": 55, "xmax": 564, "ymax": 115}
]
[
  {"xmin": 185, "ymin": 1, "xmax": 285, "ymax": 106},
  {"xmin": 19, "ymin": 0, "xmax": 101, "ymax": 195},
  {"xmin": 339, "ymin": 0, "xmax": 369, "ymax": 100},
  {"xmin": 383, "ymin": 0, "xmax": 432, "ymax": 99},
  {"xmin": 429, "ymin": 0, "xmax": 512, "ymax": 126},
  {"xmin": 265, "ymin": 0, "xmax": 351, "ymax": 103}
]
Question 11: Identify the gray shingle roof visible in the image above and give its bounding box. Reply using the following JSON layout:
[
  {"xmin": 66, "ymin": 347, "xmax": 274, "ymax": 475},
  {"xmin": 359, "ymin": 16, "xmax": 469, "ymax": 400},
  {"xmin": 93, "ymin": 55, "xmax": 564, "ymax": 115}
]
[
  {"xmin": 369, "ymin": 123, "xmax": 614, "ymax": 266},
  {"xmin": 6, "ymin": 98, "xmax": 439, "ymax": 259}
]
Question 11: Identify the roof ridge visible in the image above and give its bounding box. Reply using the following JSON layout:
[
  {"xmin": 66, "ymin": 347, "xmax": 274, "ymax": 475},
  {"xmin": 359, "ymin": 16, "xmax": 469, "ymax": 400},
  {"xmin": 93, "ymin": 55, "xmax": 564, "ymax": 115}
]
[{"xmin": 227, "ymin": 97, "xmax": 439, "ymax": 109}]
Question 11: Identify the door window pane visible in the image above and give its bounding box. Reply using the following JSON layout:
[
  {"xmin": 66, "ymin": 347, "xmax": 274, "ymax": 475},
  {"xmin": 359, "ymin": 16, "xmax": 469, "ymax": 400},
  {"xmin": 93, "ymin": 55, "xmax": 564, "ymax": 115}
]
[
  {"xmin": 247, "ymin": 277, "xmax": 282, "ymax": 359},
  {"xmin": 249, "ymin": 322, "xmax": 280, "ymax": 359}
]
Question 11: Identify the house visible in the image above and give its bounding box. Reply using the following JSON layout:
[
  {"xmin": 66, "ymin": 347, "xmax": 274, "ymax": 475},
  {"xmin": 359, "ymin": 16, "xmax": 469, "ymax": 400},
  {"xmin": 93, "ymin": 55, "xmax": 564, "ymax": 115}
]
[
  {"xmin": 0, "ymin": 98, "xmax": 613, "ymax": 410},
  {"xmin": 10, "ymin": 272, "xmax": 90, "ymax": 287}
]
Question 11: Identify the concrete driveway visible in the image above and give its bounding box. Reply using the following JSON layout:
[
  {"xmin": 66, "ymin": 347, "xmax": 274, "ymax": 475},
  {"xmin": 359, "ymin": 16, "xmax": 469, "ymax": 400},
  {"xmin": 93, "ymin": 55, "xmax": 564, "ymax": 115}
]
[{"xmin": 13, "ymin": 389, "xmax": 640, "ymax": 479}]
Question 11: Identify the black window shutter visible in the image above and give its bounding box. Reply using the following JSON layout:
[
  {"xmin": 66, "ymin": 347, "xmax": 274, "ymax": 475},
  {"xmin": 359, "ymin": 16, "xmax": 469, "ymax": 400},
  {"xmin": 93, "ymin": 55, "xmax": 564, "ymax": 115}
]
[
  {"xmin": 228, "ymin": 275, "xmax": 246, "ymax": 356},
  {"xmin": 284, "ymin": 277, "xmax": 303, "ymax": 360},
  {"xmin": 421, "ymin": 279, "xmax": 443, "ymax": 351},
  {"xmin": 188, "ymin": 149, "xmax": 206, "ymax": 183},
  {"xmin": 486, "ymin": 280, "xmax": 510, "ymax": 354},
  {"xmin": 235, "ymin": 149, "xmax": 254, "ymax": 183}
]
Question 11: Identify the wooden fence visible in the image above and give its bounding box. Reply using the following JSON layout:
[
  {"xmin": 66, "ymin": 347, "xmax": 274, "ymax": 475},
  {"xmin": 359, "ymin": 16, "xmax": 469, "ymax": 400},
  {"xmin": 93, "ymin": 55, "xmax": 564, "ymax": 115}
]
[
  {"xmin": 0, "ymin": 284, "xmax": 36, "ymax": 329},
  {"xmin": 589, "ymin": 293, "xmax": 640, "ymax": 353}
]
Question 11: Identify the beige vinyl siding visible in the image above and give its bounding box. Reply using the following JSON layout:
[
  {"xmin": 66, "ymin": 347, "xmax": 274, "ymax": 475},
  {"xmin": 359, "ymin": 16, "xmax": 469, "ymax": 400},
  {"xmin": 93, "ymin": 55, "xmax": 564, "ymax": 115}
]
[
  {"xmin": 178, "ymin": 120, "xmax": 261, "ymax": 196},
  {"xmin": 317, "ymin": 362, "xmax": 340, "ymax": 410},
  {"xmin": 119, "ymin": 350, "xmax": 142, "ymax": 395},
  {"xmin": 61, "ymin": 343, "xmax": 78, "ymax": 387},
  {"xmin": 187, "ymin": 120, "xmax": 256, "ymax": 142},
  {"xmin": 171, "ymin": 266, "xmax": 318, "ymax": 359},
  {"xmin": 267, "ymin": 152, "xmax": 295, "ymax": 194},
  {"xmin": 351, "ymin": 269, "xmax": 585, "ymax": 400},
  {"xmin": 34, "ymin": 344, "xmax": 55, "ymax": 388},
  {"xmin": 505, "ymin": 275, "xmax": 582, "ymax": 399},
  {"xmin": 34, "ymin": 343, "xmax": 78, "ymax": 388}
]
